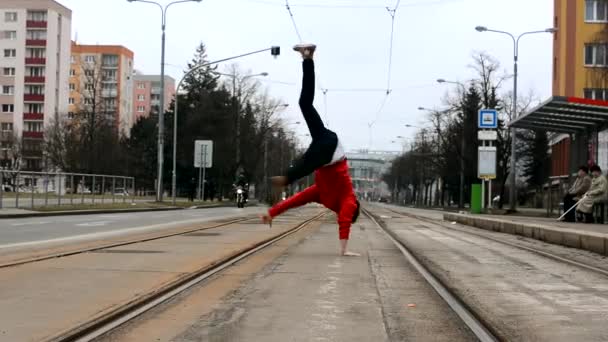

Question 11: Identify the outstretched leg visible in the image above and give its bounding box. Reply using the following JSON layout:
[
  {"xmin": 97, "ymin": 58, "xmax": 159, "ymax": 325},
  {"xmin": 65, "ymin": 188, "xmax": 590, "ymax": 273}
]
[
  {"xmin": 273, "ymin": 45, "xmax": 339, "ymax": 186},
  {"xmin": 296, "ymin": 45, "xmax": 326, "ymax": 140}
]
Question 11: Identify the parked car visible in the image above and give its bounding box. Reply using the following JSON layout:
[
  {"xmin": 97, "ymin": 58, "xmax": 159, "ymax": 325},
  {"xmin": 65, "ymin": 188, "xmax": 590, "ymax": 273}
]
[{"xmin": 113, "ymin": 188, "xmax": 129, "ymax": 196}]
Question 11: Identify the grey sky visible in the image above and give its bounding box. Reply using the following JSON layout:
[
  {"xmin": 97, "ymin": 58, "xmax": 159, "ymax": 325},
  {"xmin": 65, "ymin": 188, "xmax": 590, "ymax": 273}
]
[{"xmin": 58, "ymin": 0, "xmax": 553, "ymax": 151}]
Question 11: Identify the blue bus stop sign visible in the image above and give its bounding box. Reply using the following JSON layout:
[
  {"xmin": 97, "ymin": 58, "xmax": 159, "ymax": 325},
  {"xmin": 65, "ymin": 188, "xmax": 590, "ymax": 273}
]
[{"xmin": 478, "ymin": 109, "xmax": 498, "ymax": 129}]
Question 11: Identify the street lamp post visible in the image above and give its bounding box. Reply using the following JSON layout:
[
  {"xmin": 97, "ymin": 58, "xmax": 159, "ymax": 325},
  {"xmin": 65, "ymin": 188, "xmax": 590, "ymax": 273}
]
[
  {"xmin": 127, "ymin": 0, "xmax": 202, "ymax": 202},
  {"xmin": 475, "ymin": 26, "xmax": 556, "ymax": 211},
  {"xmin": 437, "ymin": 79, "xmax": 467, "ymax": 209},
  {"xmin": 169, "ymin": 47, "xmax": 280, "ymax": 204}
]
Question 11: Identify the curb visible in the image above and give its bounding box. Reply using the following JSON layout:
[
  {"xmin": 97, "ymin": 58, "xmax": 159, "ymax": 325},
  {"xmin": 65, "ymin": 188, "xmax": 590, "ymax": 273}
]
[
  {"xmin": 0, "ymin": 202, "xmax": 258, "ymax": 219},
  {"xmin": 444, "ymin": 213, "xmax": 608, "ymax": 256}
]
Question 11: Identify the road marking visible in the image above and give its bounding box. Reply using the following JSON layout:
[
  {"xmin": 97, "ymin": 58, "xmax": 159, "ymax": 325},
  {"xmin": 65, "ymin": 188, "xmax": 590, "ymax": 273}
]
[
  {"xmin": 76, "ymin": 221, "xmax": 110, "ymax": 227},
  {"xmin": 11, "ymin": 221, "xmax": 50, "ymax": 227}
]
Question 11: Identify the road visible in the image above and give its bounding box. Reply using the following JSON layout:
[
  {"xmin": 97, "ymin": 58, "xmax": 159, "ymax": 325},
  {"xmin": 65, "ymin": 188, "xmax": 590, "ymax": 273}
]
[
  {"xmin": 1, "ymin": 204, "xmax": 607, "ymax": 341},
  {"xmin": 0, "ymin": 206, "xmax": 261, "ymax": 249}
]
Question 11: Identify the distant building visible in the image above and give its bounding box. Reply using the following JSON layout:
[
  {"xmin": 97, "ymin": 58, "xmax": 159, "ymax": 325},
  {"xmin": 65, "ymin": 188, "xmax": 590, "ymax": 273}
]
[
  {"xmin": 132, "ymin": 74, "xmax": 175, "ymax": 121},
  {"xmin": 69, "ymin": 43, "xmax": 134, "ymax": 134},
  {"xmin": 346, "ymin": 150, "xmax": 399, "ymax": 200},
  {"xmin": 0, "ymin": 0, "xmax": 72, "ymax": 171}
]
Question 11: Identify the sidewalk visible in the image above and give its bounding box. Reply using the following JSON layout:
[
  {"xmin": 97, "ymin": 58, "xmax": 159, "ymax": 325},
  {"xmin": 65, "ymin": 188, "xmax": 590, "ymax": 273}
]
[{"xmin": 375, "ymin": 204, "xmax": 608, "ymax": 256}]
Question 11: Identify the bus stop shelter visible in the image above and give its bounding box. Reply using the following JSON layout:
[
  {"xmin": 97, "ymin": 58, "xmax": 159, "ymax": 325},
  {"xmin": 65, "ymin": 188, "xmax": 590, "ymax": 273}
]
[{"xmin": 510, "ymin": 96, "xmax": 608, "ymax": 134}]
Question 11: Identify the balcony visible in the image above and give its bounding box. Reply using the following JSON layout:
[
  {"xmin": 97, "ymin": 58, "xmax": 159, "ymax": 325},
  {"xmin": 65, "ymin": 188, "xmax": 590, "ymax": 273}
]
[
  {"xmin": 24, "ymin": 76, "xmax": 45, "ymax": 84},
  {"xmin": 101, "ymin": 89, "xmax": 117, "ymax": 97},
  {"xmin": 151, "ymin": 87, "xmax": 161, "ymax": 94},
  {"xmin": 24, "ymin": 94, "xmax": 44, "ymax": 102},
  {"xmin": 25, "ymin": 39, "xmax": 46, "ymax": 47},
  {"xmin": 26, "ymin": 20, "xmax": 47, "ymax": 28},
  {"xmin": 25, "ymin": 58, "xmax": 46, "ymax": 65},
  {"xmin": 23, "ymin": 113, "xmax": 44, "ymax": 120},
  {"xmin": 102, "ymin": 63, "xmax": 119, "ymax": 69},
  {"xmin": 23, "ymin": 131, "xmax": 43, "ymax": 139}
]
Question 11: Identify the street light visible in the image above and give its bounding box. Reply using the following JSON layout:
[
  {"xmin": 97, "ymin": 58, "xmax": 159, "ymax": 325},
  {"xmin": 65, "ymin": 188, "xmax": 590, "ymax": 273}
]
[
  {"xmin": 127, "ymin": 0, "xmax": 202, "ymax": 202},
  {"xmin": 437, "ymin": 78, "xmax": 467, "ymax": 209},
  {"xmin": 476, "ymin": 25, "xmax": 556, "ymax": 211},
  {"xmin": 214, "ymin": 71, "xmax": 268, "ymax": 172}
]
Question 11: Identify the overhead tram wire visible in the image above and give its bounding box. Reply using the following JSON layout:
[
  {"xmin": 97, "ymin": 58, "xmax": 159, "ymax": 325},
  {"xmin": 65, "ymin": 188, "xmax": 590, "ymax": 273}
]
[
  {"xmin": 285, "ymin": 0, "xmax": 303, "ymax": 42},
  {"xmin": 249, "ymin": 0, "xmax": 464, "ymax": 9},
  {"xmin": 368, "ymin": 0, "xmax": 401, "ymax": 149}
]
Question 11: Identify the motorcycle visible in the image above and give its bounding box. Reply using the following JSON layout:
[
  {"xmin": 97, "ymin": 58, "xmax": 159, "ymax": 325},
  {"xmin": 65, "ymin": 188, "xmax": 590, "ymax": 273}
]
[{"xmin": 235, "ymin": 186, "xmax": 245, "ymax": 208}]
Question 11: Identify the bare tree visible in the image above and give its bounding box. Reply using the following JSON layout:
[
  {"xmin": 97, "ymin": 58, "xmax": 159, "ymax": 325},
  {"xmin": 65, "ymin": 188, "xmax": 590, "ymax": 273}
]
[{"xmin": 0, "ymin": 132, "xmax": 23, "ymax": 190}]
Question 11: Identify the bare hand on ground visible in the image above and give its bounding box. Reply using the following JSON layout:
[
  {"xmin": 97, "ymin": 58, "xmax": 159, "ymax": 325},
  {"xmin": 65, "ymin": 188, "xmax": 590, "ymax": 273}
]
[{"xmin": 260, "ymin": 214, "xmax": 273, "ymax": 225}]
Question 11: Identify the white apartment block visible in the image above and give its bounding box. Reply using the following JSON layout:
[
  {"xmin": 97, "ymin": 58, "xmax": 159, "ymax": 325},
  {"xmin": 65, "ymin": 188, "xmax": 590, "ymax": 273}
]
[{"xmin": 0, "ymin": 0, "xmax": 71, "ymax": 171}]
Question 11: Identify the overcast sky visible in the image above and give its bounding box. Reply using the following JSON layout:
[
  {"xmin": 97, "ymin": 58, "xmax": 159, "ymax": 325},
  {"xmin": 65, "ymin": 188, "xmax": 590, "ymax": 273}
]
[{"xmin": 57, "ymin": 0, "xmax": 554, "ymax": 151}]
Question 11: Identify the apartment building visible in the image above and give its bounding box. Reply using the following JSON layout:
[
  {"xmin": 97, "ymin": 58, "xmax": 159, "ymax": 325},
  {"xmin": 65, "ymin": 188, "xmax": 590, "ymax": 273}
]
[
  {"xmin": 0, "ymin": 0, "xmax": 71, "ymax": 171},
  {"xmin": 132, "ymin": 74, "xmax": 175, "ymax": 122},
  {"xmin": 548, "ymin": 0, "xmax": 608, "ymax": 174},
  {"xmin": 69, "ymin": 43, "xmax": 134, "ymax": 134}
]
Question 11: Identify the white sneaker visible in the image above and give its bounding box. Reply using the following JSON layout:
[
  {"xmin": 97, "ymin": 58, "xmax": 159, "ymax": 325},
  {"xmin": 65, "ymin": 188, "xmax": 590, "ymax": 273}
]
[{"xmin": 293, "ymin": 43, "xmax": 316, "ymax": 58}]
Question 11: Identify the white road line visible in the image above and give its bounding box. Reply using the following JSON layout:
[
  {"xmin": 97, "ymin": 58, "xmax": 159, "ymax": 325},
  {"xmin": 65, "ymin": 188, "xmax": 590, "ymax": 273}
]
[
  {"xmin": 75, "ymin": 221, "xmax": 111, "ymax": 227},
  {"xmin": 11, "ymin": 221, "xmax": 50, "ymax": 227}
]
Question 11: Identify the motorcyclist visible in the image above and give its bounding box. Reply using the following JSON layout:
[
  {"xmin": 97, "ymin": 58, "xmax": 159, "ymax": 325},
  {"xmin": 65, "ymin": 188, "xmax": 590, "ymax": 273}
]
[{"xmin": 234, "ymin": 173, "xmax": 249, "ymax": 203}]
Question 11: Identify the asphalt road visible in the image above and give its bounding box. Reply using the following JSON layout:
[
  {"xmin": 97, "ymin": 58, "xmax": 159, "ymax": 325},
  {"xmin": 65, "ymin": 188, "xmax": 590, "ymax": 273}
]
[{"xmin": 0, "ymin": 206, "xmax": 262, "ymax": 249}]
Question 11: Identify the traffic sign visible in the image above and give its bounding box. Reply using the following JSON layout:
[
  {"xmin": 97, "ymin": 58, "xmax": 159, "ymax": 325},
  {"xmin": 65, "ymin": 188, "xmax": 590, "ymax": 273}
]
[
  {"xmin": 194, "ymin": 140, "xmax": 213, "ymax": 168},
  {"xmin": 478, "ymin": 109, "xmax": 498, "ymax": 129},
  {"xmin": 478, "ymin": 146, "xmax": 497, "ymax": 179},
  {"xmin": 478, "ymin": 130, "xmax": 498, "ymax": 141}
]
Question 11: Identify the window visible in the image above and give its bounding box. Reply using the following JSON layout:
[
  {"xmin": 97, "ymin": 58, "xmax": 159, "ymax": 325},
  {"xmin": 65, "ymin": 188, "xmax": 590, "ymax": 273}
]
[
  {"xmin": 5, "ymin": 12, "xmax": 17, "ymax": 22},
  {"xmin": 2, "ymin": 86, "xmax": 14, "ymax": 95},
  {"xmin": 585, "ymin": 44, "xmax": 608, "ymax": 66},
  {"xmin": 4, "ymin": 49, "xmax": 16, "ymax": 58},
  {"xmin": 67, "ymin": 112, "xmax": 75, "ymax": 119},
  {"xmin": 3, "ymin": 67, "xmax": 15, "ymax": 76},
  {"xmin": 137, "ymin": 105, "xmax": 145, "ymax": 112},
  {"xmin": 137, "ymin": 83, "xmax": 145, "ymax": 89},
  {"xmin": 26, "ymin": 67, "xmax": 44, "ymax": 77},
  {"xmin": 69, "ymin": 83, "xmax": 75, "ymax": 91},
  {"xmin": 84, "ymin": 69, "xmax": 94, "ymax": 77},
  {"xmin": 586, "ymin": 0, "xmax": 608, "ymax": 22},
  {"xmin": 69, "ymin": 69, "xmax": 76, "ymax": 77},
  {"xmin": 1, "ymin": 123, "xmax": 13, "ymax": 131},
  {"xmin": 27, "ymin": 103, "xmax": 43, "ymax": 113},
  {"xmin": 3, "ymin": 31, "xmax": 16, "ymax": 40},
  {"xmin": 138, "ymin": 94, "xmax": 145, "ymax": 101},
  {"xmin": 26, "ymin": 48, "xmax": 44, "ymax": 58},
  {"xmin": 2, "ymin": 104, "xmax": 14, "ymax": 113},
  {"xmin": 70, "ymin": 55, "xmax": 75, "ymax": 63},
  {"xmin": 102, "ymin": 83, "xmax": 117, "ymax": 91},
  {"xmin": 102, "ymin": 69, "xmax": 117, "ymax": 81},
  {"xmin": 84, "ymin": 98, "xmax": 94, "ymax": 105},
  {"xmin": 85, "ymin": 83, "xmax": 94, "ymax": 91},
  {"xmin": 584, "ymin": 88, "xmax": 608, "ymax": 100},
  {"xmin": 101, "ymin": 54, "xmax": 118, "ymax": 66},
  {"xmin": 25, "ymin": 85, "xmax": 43, "ymax": 95},
  {"xmin": 24, "ymin": 121, "xmax": 43, "ymax": 132},
  {"xmin": 84, "ymin": 55, "xmax": 95, "ymax": 63},
  {"xmin": 68, "ymin": 97, "xmax": 74, "ymax": 105},
  {"xmin": 27, "ymin": 11, "xmax": 47, "ymax": 22},
  {"xmin": 26, "ymin": 30, "xmax": 46, "ymax": 40}
]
